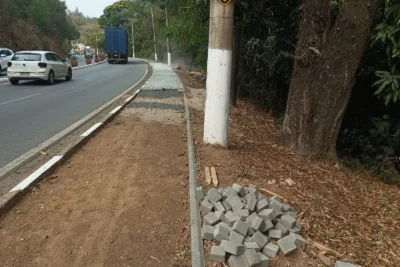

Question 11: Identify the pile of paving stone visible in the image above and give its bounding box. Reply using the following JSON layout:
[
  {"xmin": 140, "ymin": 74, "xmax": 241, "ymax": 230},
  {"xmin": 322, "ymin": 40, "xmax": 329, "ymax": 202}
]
[
  {"xmin": 197, "ymin": 184, "xmax": 358, "ymax": 267},
  {"xmin": 197, "ymin": 183, "xmax": 306, "ymax": 266}
]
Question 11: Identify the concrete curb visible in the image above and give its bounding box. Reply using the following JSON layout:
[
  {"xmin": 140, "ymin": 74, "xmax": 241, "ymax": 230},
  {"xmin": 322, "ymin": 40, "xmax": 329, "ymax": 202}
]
[
  {"xmin": 184, "ymin": 92, "xmax": 206, "ymax": 267},
  {"xmin": 71, "ymin": 58, "xmax": 108, "ymax": 70},
  {"xmin": 0, "ymin": 59, "xmax": 149, "ymax": 181}
]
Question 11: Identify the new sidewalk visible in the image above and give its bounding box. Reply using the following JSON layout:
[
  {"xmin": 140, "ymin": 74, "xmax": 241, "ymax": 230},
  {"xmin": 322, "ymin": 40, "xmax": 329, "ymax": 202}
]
[{"xmin": 0, "ymin": 61, "xmax": 196, "ymax": 267}]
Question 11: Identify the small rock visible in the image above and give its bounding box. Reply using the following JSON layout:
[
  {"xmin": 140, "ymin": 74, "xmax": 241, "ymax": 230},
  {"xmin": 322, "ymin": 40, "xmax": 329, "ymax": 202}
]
[
  {"xmin": 318, "ymin": 253, "xmax": 333, "ymax": 266},
  {"xmin": 285, "ymin": 178, "xmax": 295, "ymax": 186},
  {"xmin": 335, "ymin": 261, "xmax": 358, "ymax": 267}
]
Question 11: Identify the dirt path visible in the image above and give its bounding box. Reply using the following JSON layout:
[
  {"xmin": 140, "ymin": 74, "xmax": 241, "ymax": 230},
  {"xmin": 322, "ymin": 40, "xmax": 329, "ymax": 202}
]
[
  {"xmin": 176, "ymin": 69, "xmax": 400, "ymax": 266},
  {"xmin": 0, "ymin": 92, "xmax": 191, "ymax": 267}
]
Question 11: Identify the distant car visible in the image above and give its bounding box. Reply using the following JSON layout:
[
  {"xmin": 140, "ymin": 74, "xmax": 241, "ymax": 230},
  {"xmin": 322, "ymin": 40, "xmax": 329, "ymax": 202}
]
[
  {"xmin": 85, "ymin": 52, "xmax": 93, "ymax": 59},
  {"xmin": 7, "ymin": 51, "xmax": 72, "ymax": 85},
  {"xmin": 68, "ymin": 51, "xmax": 76, "ymax": 58},
  {"xmin": 0, "ymin": 48, "xmax": 14, "ymax": 71}
]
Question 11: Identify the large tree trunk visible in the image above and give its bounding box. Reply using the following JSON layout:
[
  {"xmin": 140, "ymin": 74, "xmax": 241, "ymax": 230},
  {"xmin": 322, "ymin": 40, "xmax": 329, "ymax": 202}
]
[
  {"xmin": 280, "ymin": 0, "xmax": 380, "ymax": 157},
  {"xmin": 230, "ymin": 24, "xmax": 241, "ymax": 107}
]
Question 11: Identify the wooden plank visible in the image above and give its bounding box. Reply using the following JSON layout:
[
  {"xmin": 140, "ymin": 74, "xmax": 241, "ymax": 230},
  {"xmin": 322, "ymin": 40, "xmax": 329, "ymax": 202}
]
[
  {"xmin": 210, "ymin": 167, "xmax": 218, "ymax": 187},
  {"xmin": 205, "ymin": 166, "xmax": 212, "ymax": 184},
  {"xmin": 259, "ymin": 188, "xmax": 287, "ymax": 202}
]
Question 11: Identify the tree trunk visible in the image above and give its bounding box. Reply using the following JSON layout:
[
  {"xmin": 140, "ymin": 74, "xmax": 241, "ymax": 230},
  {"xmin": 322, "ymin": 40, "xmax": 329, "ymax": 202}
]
[
  {"xmin": 230, "ymin": 24, "xmax": 241, "ymax": 107},
  {"xmin": 280, "ymin": 0, "xmax": 380, "ymax": 157}
]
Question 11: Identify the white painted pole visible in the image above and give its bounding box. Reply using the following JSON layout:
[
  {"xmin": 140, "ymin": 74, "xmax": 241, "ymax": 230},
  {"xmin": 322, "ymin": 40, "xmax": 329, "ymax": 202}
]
[
  {"xmin": 151, "ymin": 7, "xmax": 158, "ymax": 61},
  {"xmin": 165, "ymin": 4, "xmax": 171, "ymax": 66},
  {"xmin": 203, "ymin": 0, "xmax": 234, "ymax": 147},
  {"xmin": 96, "ymin": 33, "xmax": 98, "ymax": 57},
  {"xmin": 132, "ymin": 23, "xmax": 136, "ymax": 58}
]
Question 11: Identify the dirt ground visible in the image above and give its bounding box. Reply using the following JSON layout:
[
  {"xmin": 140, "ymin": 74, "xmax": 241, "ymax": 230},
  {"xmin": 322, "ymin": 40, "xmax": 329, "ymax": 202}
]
[
  {"xmin": 176, "ymin": 70, "xmax": 400, "ymax": 267},
  {"xmin": 0, "ymin": 94, "xmax": 191, "ymax": 266}
]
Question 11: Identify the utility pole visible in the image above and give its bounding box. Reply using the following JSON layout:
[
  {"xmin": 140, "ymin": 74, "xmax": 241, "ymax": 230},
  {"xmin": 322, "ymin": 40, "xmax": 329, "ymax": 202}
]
[
  {"xmin": 203, "ymin": 0, "xmax": 234, "ymax": 147},
  {"xmin": 165, "ymin": 4, "xmax": 171, "ymax": 66},
  {"xmin": 95, "ymin": 33, "xmax": 99, "ymax": 57},
  {"xmin": 131, "ymin": 23, "xmax": 136, "ymax": 58},
  {"xmin": 151, "ymin": 7, "xmax": 158, "ymax": 61}
]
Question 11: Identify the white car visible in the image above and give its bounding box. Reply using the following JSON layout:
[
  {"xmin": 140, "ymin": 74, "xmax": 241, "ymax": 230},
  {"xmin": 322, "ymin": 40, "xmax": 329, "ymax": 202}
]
[
  {"xmin": 7, "ymin": 51, "xmax": 72, "ymax": 85},
  {"xmin": 0, "ymin": 48, "xmax": 14, "ymax": 71}
]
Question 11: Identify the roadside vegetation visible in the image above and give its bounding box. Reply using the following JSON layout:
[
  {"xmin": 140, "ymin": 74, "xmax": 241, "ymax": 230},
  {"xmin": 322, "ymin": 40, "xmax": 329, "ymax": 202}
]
[
  {"xmin": 0, "ymin": 0, "xmax": 398, "ymax": 182},
  {"xmin": 99, "ymin": 0, "xmax": 400, "ymax": 185},
  {"xmin": 0, "ymin": 0, "xmax": 79, "ymax": 57}
]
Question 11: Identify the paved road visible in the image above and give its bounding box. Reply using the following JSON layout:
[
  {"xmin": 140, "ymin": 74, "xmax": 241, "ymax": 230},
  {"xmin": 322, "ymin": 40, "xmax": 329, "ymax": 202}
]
[{"xmin": 0, "ymin": 59, "xmax": 147, "ymax": 169}]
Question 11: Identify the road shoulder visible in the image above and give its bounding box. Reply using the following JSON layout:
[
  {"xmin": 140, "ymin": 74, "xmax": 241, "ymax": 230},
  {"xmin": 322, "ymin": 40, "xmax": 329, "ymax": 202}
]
[{"xmin": 0, "ymin": 62, "xmax": 192, "ymax": 267}]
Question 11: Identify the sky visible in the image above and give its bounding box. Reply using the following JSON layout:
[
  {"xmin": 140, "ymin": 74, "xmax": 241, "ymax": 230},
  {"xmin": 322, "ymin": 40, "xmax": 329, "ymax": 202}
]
[{"xmin": 64, "ymin": 0, "xmax": 117, "ymax": 18}]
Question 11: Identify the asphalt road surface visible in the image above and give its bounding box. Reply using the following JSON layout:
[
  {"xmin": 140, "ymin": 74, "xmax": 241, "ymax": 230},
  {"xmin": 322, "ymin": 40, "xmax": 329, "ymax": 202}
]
[{"xmin": 0, "ymin": 59, "xmax": 147, "ymax": 169}]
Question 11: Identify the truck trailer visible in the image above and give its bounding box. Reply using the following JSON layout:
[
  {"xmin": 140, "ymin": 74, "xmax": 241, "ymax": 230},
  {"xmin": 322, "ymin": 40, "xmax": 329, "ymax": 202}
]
[{"xmin": 105, "ymin": 28, "xmax": 128, "ymax": 64}]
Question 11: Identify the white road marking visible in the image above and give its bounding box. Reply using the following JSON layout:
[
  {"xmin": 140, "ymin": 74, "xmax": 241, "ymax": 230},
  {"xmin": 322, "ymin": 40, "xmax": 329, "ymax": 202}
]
[
  {"xmin": 110, "ymin": 106, "xmax": 122, "ymax": 114},
  {"xmin": 80, "ymin": 123, "xmax": 102, "ymax": 137},
  {"xmin": 0, "ymin": 60, "xmax": 149, "ymax": 181},
  {"xmin": 10, "ymin": 156, "xmax": 63, "ymax": 192},
  {"xmin": 0, "ymin": 92, "xmax": 42, "ymax": 107},
  {"xmin": 125, "ymin": 90, "xmax": 141, "ymax": 102}
]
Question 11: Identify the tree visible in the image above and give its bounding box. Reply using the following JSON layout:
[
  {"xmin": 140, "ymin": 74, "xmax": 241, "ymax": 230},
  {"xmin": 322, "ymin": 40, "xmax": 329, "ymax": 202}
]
[
  {"xmin": 98, "ymin": 0, "xmax": 131, "ymax": 28},
  {"xmin": 8, "ymin": 0, "xmax": 79, "ymax": 40},
  {"xmin": 280, "ymin": 0, "xmax": 381, "ymax": 157}
]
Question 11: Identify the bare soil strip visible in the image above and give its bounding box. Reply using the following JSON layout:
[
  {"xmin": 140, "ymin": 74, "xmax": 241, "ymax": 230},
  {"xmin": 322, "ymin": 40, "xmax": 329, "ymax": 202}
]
[{"xmin": 0, "ymin": 94, "xmax": 191, "ymax": 267}]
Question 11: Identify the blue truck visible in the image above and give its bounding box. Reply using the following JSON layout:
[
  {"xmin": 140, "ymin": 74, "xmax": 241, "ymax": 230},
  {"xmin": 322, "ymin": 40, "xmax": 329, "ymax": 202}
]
[{"xmin": 105, "ymin": 28, "xmax": 128, "ymax": 64}]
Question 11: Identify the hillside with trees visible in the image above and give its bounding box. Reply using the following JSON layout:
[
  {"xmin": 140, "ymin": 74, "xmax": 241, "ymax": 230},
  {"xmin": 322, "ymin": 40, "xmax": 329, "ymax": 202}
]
[
  {"xmin": 0, "ymin": 0, "xmax": 79, "ymax": 57},
  {"xmin": 68, "ymin": 8, "xmax": 99, "ymax": 44}
]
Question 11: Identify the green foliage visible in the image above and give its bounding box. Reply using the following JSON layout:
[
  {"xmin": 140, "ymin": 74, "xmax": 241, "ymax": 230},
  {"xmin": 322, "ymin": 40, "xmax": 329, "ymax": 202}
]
[
  {"xmin": 69, "ymin": 8, "xmax": 98, "ymax": 29},
  {"xmin": 70, "ymin": 55, "xmax": 78, "ymax": 61},
  {"xmin": 97, "ymin": 0, "xmax": 209, "ymax": 67},
  {"xmin": 339, "ymin": 115, "xmax": 400, "ymax": 185},
  {"xmin": 68, "ymin": 8, "xmax": 98, "ymax": 42},
  {"xmin": 373, "ymin": 67, "xmax": 400, "ymax": 104},
  {"xmin": 165, "ymin": 2, "xmax": 209, "ymax": 69},
  {"xmin": 238, "ymin": 0, "xmax": 301, "ymax": 111},
  {"xmin": 338, "ymin": 0, "xmax": 400, "ymax": 184},
  {"xmin": 98, "ymin": 0, "xmax": 131, "ymax": 29},
  {"xmin": 8, "ymin": 0, "xmax": 79, "ymax": 40},
  {"xmin": 370, "ymin": 1, "xmax": 400, "ymax": 105}
]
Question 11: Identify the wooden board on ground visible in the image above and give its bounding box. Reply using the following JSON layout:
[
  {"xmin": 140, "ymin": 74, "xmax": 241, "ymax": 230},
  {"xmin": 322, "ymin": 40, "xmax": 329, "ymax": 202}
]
[
  {"xmin": 205, "ymin": 166, "xmax": 211, "ymax": 184},
  {"xmin": 210, "ymin": 167, "xmax": 218, "ymax": 187}
]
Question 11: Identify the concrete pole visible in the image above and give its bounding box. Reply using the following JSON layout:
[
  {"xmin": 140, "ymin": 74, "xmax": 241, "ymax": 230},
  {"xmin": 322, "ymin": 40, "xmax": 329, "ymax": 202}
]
[
  {"xmin": 96, "ymin": 33, "xmax": 98, "ymax": 57},
  {"xmin": 165, "ymin": 5, "xmax": 171, "ymax": 66},
  {"xmin": 151, "ymin": 7, "xmax": 158, "ymax": 61},
  {"xmin": 203, "ymin": 0, "xmax": 234, "ymax": 147},
  {"xmin": 132, "ymin": 23, "xmax": 136, "ymax": 58}
]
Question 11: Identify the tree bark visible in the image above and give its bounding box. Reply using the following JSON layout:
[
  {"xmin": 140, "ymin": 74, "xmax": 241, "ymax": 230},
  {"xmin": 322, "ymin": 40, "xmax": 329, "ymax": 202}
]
[
  {"xmin": 230, "ymin": 24, "xmax": 241, "ymax": 107},
  {"xmin": 280, "ymin": 0, "xmax": 380, "ymax": 158}
]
